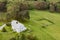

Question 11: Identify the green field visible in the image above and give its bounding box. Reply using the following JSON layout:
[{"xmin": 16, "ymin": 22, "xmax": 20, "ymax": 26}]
[
  {"xmin": 25, "ymin": 10, "xmax": 60, "ymax": 40},
  {"xmin": 0, "ymin": 10, "xmax": 60, "ymax": 40},
  {"xmin": 0, "ymin": 0, "xmax": 60, "ymax": 40}
]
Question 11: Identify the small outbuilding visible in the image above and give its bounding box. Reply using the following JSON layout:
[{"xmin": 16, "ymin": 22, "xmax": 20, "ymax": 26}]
[{"xmin": 11, "ymin": 20, "xmax": 27, "ymax": 33}]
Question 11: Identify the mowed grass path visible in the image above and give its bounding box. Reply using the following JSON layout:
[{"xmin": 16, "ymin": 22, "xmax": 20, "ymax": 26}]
[{"xmin": 24, "ymin": 10, "xmax": 60, "ymax": 40}]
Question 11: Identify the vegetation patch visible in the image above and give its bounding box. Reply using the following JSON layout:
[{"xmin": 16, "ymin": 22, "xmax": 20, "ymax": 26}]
[{"xmin": 0, "ymin": 1, "xmax": 7, "ymax": 12}]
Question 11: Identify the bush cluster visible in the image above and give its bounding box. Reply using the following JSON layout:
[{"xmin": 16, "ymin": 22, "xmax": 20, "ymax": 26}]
[
  {"xmin": 49, "ymin": 2, "xmax": 60, "ymax": 13},
  {"xmin": 49, "ymin": 2, "xmax": 56, "ymax": 12},
  {"xmin": 34, "ymin": 1, "xmax": 48, "ymax": 10},
  {"xmin": 19, "ymin": 1, "xmax": 49, "ymax": 10},
  {"xmin": 19, "ymin": 2, "xmax": 29, "ymax": 11},
  {"xmin": 15, "ymin": 10, "xmax": 30, "ymax": 22},
  {"xmin": 0, "ymin": 1, "xmax": 7, "ymax": 12},
  {"xmin": 19, "ymin": 1, "xmax": 60, "ymax": 13},
  {"xmin": 6, "ymin": 1, "xmax": 30, "ymax": 22},
  {"xmin": 55, "ymin": 2, "xmax": 60, "ymax": 12}
]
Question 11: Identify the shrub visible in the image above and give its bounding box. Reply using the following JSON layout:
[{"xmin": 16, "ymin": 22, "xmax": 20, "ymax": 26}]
[
  {"xmin": 6, "ymin": 1, "xmax": 30, "ymax": 22},
  {"xmin": 25, "ymin": 1, "xmax": 36, "ymax": 10},
  {"xmin": 7, "ymin": 1, "xmax": 20, "ymax": 22},
  {"xmin": 28, "ymin": 3, "xmax": 35, "ymax": 10},
  {"xmin": 15, "ymin": 10, "xmax": 30, "ymax": 22},
  {"xmin": 0, "ymin": 1, "xmax": 7, "ymax": 12},
  {"xmin": 6, "ymin": 10, "xmax": 30, "ymax": 22},
  {"xmin": 55, "ymin": 2, "xmax": 60, "ymax": 12},
  {"xmin": 49, "ymin": 2, "xmax": 56, "ymax": 12},
  {"xmin": 19, "ymin": 3, "xmax": 29, "ymax": 11},
  {"xmin": 6, "ymin": 13, "xmax": 12, "ymax": 22},
  {"xmin": 34, "ymin": 1, "xmax": 48, "ymax": 10}
]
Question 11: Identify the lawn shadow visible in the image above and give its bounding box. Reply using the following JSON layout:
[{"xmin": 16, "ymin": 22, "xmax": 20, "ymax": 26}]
[{"xmin": 37, "ymin": 18, "xmax": 55, "ymax": 28}]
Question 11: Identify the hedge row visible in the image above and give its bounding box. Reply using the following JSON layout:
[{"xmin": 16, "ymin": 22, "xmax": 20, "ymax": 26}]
[
  {"xmin": 0, "ymin": 1, "xmax": 60, "ymax": 12},
  {"xmin": 19, "ymin": 1, "xmax": 49, "ymax": 10},
  {"xmin": 19, "ymin": 1, "xmax": 60, "ymax": 12}
]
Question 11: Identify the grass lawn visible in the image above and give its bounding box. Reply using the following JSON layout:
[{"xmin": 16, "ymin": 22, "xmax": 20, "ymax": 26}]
[
  {"xmin": 0, "ymin": 10, "xmax": 60, "ymax": 40},
  {"xmin": 24, "ymin": 10, "xmax": 60, "ymax": 40}
]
